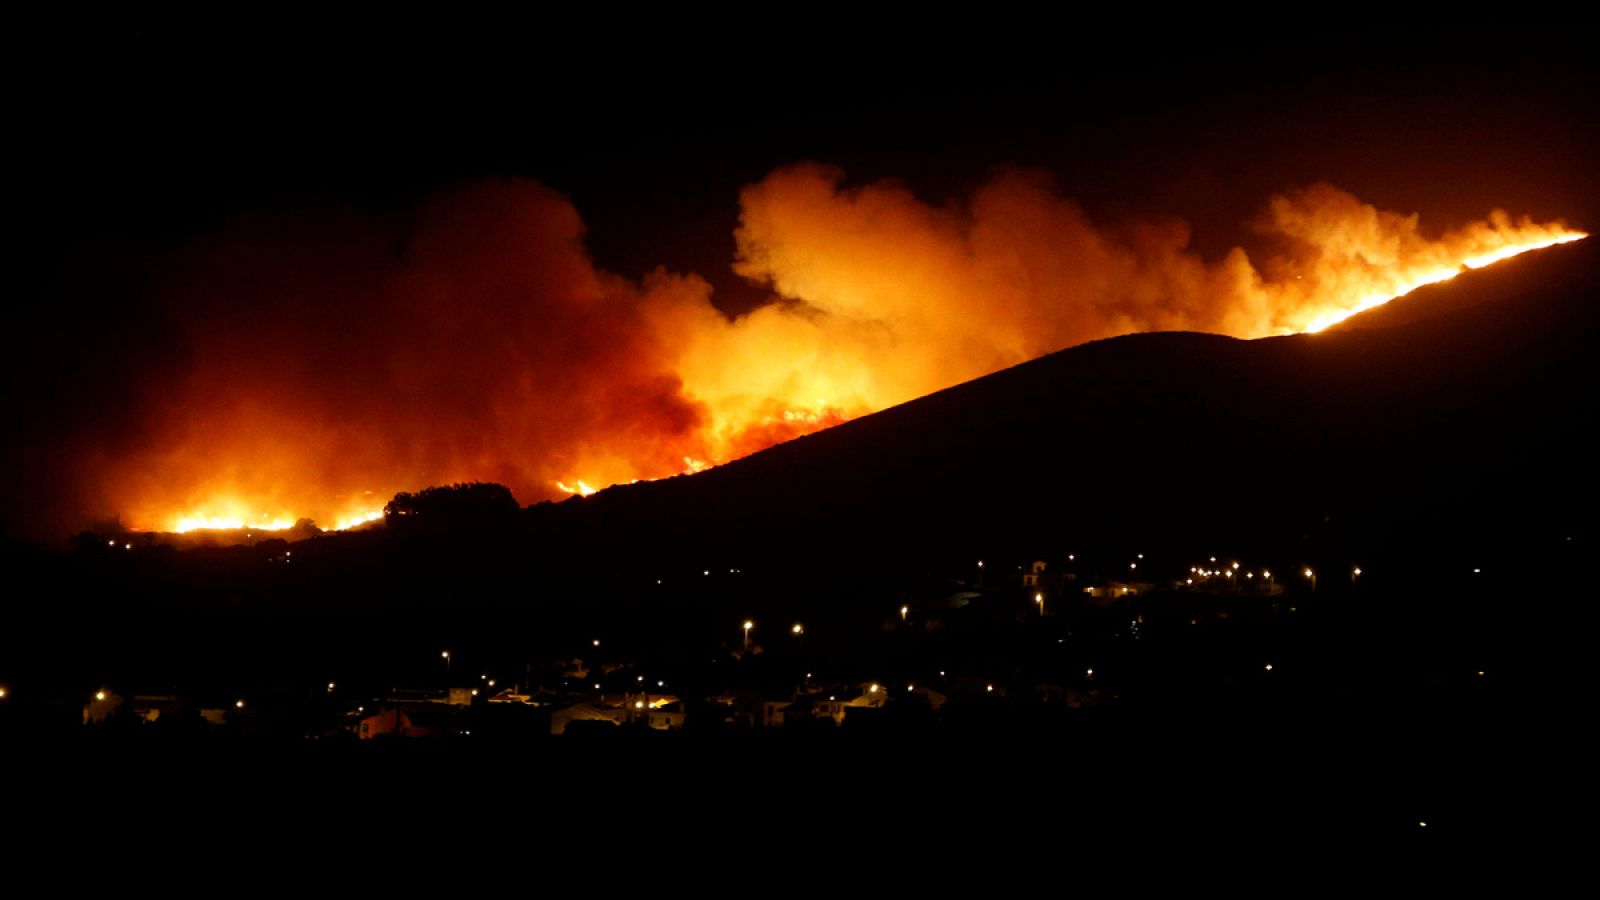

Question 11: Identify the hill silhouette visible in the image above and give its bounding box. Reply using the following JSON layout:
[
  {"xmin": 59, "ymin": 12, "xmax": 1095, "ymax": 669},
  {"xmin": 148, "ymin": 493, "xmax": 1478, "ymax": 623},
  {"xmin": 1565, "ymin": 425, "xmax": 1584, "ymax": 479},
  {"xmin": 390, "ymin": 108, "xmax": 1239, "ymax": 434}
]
[
  {"xmin": 10, "ymin": 239, "xmax": 1592, "ymax": 695},
  {"xmin": 536, "ymin": 239, "xmax": 1597, "ymax": 570}
]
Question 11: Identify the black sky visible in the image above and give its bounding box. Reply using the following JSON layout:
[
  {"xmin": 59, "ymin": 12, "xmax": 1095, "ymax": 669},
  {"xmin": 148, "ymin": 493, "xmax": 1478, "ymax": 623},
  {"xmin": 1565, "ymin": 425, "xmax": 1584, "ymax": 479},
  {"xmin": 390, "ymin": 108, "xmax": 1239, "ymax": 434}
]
[{"xmin": 17, "ymin": 19, "xmax": 1596, "ymax": 300}]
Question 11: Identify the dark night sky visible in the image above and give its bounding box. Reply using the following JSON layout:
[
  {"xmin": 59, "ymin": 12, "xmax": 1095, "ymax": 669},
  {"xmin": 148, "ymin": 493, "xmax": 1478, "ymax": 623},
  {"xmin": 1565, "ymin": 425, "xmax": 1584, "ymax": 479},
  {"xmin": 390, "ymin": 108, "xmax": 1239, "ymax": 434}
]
[
  {"xmin": 4, "ymin": 16, "xmax": 1596, "ymax": 537},
  {"xmin": 17, "ymin": 19, "xmax": 1596, "ymax": 303}
]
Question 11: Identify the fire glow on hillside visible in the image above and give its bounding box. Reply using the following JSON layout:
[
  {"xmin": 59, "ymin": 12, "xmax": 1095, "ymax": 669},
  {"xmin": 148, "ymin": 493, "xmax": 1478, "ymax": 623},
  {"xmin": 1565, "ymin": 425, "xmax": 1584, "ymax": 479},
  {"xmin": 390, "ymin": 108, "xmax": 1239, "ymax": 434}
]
[{"xmin": 91, "ymin": 173, "xmax": 1581, "ymax": 534}]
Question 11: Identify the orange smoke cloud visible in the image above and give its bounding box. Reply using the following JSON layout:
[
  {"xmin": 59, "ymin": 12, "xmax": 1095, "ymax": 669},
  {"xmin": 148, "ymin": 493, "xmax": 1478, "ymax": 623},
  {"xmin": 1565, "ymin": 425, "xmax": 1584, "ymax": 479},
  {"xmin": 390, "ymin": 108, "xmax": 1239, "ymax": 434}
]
[{"xmin": 56, "ymin": 167, "xmax": 1581, "ymax": 535}]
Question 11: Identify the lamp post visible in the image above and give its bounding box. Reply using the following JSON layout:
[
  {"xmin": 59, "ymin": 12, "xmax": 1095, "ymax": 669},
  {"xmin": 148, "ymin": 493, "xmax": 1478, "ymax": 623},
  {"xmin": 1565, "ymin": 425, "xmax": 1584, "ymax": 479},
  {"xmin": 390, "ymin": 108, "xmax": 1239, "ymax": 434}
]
[
  {"xmin": 1304, "ymin": 568, "xmax": 1316, "ymax": 592},
  {"xmin": 742, "ymin": 620, "xmax": 754, "ymax": 651},
  {"xmin": 1035, "ymin": 592, "xmax": 1045, "ymax": 616},
  {"xmin": 441, "ymin": 650, "xmax": 451, "ymax": 678}
]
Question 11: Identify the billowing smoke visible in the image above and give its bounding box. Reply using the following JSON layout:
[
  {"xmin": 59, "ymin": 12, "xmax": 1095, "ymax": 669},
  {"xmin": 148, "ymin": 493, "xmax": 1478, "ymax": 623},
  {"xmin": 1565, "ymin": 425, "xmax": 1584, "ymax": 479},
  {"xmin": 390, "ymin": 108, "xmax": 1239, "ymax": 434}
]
[{"xmin": 17, "ymin": 166, "xmax": 1581, "ymax": 537}]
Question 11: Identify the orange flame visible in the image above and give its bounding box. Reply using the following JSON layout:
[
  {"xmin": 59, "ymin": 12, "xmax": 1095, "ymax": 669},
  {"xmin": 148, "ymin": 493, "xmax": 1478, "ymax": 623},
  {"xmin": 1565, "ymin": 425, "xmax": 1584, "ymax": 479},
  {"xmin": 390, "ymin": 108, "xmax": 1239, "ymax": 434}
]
[
  {"xmin": 1289, "ymin": 221, "xmax": 1586, "ymax": 332},
  {"xmin": 555, "ymin": 480, "xmax": 598, "ymax": 498},
  {"xmin": 79, "ymin": 172, "xmax": 1584, "ymax": 536},
  {"xmin": 174, "ymin": 514, "xmax": 296, "ymax": 534}
]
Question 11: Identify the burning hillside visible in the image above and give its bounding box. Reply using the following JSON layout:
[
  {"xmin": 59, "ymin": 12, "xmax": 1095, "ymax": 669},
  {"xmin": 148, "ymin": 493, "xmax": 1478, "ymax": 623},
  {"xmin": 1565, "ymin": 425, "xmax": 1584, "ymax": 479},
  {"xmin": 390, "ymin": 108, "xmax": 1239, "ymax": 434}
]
[{"xmin": 39, "ymin": 170, "xmax": 1586, "ymax": 535}]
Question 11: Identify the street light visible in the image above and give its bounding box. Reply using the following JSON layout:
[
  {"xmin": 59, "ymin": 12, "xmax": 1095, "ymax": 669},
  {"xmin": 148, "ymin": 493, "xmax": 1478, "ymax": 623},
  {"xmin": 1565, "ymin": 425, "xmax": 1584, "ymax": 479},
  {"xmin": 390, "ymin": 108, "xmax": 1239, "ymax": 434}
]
[
  {"xmin": 441, "ymin": 650, "xmax": 451, "ymax": 676},
  {"xmin": 900, "ymin": 605, "xmax": 909, "ymax": 621},
  {"xmin": 1035, "ymin": 592, "xmax": 1045, "ymax": 616},
  {"xmin": 743, "ymin": 620, "xmax": 754, "ymax": 650},
  {"xmin": 1304, "ymin": 568, "xmax": 1316, "ymax": 592},
  {"xmin": 791, "ymin": 623, "xmax": 804, "ymax": 636}
]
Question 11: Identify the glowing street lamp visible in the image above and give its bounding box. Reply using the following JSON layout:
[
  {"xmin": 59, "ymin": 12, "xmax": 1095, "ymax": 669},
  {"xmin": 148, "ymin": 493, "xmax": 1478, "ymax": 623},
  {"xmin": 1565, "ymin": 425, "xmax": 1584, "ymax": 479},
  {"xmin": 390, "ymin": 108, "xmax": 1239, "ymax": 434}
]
[
  {"xmin": 1035, "ymin": 592, "xmax": 1045, "ymax": 616},
  {"xmin": 441, "ymin": 650, "xmax": 451, "ymax": 675},
  {"xmin": 1352, "ymin": 566, "xmax": 1362, "ymax": 585},
  {"xmin": 743, "ymin": 620, "xmax": 754, "ymax": 650},
  {"xmin": 791, "ymin": 623, "xmax": 804, "ymax": 636},
  {"xmin": 1304, "ymin": 568, "xmax": 1317, "ymax": 592},
  {"xmin": 900, "ymin": 605, "xmax": 909, "ymax": 622}
]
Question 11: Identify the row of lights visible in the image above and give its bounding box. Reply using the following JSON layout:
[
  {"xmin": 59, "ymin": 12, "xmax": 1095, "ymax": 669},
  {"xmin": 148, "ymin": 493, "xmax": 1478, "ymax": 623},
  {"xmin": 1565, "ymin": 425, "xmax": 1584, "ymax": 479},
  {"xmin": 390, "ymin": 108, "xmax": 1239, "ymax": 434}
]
[{"xmin": 83, "ymin": 688, "xmax": 247, "ymax": 709}]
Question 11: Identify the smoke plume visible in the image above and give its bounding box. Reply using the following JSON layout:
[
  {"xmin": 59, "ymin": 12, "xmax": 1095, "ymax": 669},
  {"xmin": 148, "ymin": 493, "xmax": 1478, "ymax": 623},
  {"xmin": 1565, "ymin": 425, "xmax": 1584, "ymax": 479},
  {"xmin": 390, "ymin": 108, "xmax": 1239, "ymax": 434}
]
[{"xmin": 13, "ymin": 166, "xmax": 1581, "ymax": 536}]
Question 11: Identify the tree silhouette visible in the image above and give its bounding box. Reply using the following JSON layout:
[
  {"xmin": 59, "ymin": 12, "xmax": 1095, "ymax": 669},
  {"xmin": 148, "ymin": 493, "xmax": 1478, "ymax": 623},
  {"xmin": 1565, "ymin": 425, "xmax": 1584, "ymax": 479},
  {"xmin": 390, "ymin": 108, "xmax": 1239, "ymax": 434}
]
[{"xmin": 384, "ymin": 482, "xmax": 520, "ymax": 532}]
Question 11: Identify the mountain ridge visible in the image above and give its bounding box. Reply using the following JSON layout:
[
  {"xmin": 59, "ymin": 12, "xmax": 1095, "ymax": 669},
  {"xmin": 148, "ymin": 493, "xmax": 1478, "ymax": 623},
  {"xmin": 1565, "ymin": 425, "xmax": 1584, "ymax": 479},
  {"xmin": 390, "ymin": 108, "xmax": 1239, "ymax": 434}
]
[{"xmin": 532, "ymin": 239, "xmax": 1596, "ymax": 565}]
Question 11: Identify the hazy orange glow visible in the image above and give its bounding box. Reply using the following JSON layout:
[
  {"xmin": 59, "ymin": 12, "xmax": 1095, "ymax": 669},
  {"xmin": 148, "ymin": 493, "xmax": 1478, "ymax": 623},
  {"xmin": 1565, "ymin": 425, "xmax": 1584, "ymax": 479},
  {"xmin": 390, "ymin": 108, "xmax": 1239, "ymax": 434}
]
[{"xmin": 83, "ymin": 170, "xmax": 1582, "ymax": 535}]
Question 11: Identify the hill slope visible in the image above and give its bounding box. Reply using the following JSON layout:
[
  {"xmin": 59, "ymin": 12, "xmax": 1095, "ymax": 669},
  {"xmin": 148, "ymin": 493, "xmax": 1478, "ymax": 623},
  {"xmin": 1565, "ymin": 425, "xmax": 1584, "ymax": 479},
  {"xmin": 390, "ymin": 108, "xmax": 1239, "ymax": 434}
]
[{"xmin": 541, "ymin": 239, "xmax": 1597, "ymax": 565}]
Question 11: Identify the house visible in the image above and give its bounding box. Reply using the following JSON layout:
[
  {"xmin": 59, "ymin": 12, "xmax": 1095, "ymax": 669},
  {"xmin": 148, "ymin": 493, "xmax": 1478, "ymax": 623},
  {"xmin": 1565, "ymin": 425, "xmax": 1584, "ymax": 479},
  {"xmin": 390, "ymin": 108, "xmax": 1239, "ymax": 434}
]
[
  {"xmin": 358, "ymin": 704, "xmax": 462, "ymax": 739},
  {"xmin": 1022, "ymin": 560, "xmax": 1048, "ymax": 588},
  {"xmin": 844, "ymin": 683, "xmax": 888, "ymax": 710},
  {"xmin": 1082, "ymin": 581, "xmax": 1150, "ymax": 602},
  {"xmin": 83, "ymin": 690, "xmax": 124, "ymax": 725},
  {"xmin": 645, "ymin": 702, "xmax": 686, "ymax": 731},
  {"xmin": 550, "ymin": 701, "xmax": 627, "ymax": 735},
  {"xmin": 905, "ymin": 684, "xmax": 949, "ymax": 711},
  {"xmin": 128, "ymin": 695, "xmax": 183, "ymax": 723},
  {"xmin": 760, "ymin": 699, "xmax": 792, "ymax": 728}
]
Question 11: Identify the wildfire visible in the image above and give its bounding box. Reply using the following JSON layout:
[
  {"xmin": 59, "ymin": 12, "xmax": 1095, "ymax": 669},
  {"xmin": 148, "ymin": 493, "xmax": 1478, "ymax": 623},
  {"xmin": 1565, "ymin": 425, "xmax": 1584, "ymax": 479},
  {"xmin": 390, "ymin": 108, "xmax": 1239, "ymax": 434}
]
[
  {"xmin": 332, "ymin": 510, "xmax": 385, "ymax": 531},
  {"xmin": 73, "ymin": 171, "xmax": 1586, "ymax": 540},
  {"xmin": 1296, "ymin": 228, "xmax": 1588, "ymax": 333},
  {"xmin": 166, "ymin": 505, "xmax": 384, "ymax": 534},
  {"xmin": 174, "ymin": 514, "xmax": 296, "ymax": 534}
]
